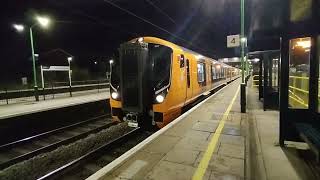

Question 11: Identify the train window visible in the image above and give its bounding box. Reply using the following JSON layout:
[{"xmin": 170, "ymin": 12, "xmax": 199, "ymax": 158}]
[
  {"xmin": 288, "ymin": 37, "xmax": 311, "ymax": 109},
  {"xmin": 216, "ymin": 64, "xmax": 221, "ymax": 79},
  {"xmin": 180, "ymin": 55, "xmax": 185, "ymax": 68},
  {"xmin": 149, "ymin": 44, "xmax": 173, "ymax": 92},
  {"xmin": 211, "ymin": 65, "xmax": 216, "ymax": 80},
  {"xmin": 197, "ymin": 62, "xmax": 205, "ymax": 83},
  {"xmin": 186, "ymin": 59, "xmax": 190, "ymax": 88}
]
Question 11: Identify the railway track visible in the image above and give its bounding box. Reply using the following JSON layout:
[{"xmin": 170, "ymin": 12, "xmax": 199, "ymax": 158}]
[
  {"xmin": 37, "ymin": 127, "xmax": 152, "ymax": 180},
  {"xmin": 0, "ymin": 115, "xmax": 113, "ymax": 170}
]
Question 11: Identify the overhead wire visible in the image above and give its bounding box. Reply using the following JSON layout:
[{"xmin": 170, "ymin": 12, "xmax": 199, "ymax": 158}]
[
  {"xmin": 145, "ymin": 0, "xmax": 176, "ymax": 25},
  {"xmin": 103, "ymin": 0, "xmax": 215, "ymax": 57}
]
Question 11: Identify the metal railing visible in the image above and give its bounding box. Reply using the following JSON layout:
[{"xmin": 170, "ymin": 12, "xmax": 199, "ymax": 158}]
[
  {"xmin": 0, "ymin": 80, "xmax": 109, "ymax": 105},
  {"xmin": 252, "ymin": 75, "xmax": 259, "ymax": 87},
  {"xmin": 288, "ymin": 76, "xmax": 310, "ymax": 108}
]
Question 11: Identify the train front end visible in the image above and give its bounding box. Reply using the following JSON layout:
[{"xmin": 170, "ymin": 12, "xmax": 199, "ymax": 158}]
[{"xmin": 110, "ymin": 37, "xmax": 172, "ymax": 128}]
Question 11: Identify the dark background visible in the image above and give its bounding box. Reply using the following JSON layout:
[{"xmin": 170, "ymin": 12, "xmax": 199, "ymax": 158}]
[{"xmin": 0, "ymin": 0, "xmax": 289, "ymax": 86}]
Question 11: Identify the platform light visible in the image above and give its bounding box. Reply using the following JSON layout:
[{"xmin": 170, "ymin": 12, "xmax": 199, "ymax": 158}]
[
  {"xmin": 296, "ymin": 40, "xmax": 311, "ymax": 49},
  {"xmin": 94, "ymin": 61, "xmax": 98, "ymax": 65},
  {"xmin": 67, "ymin": 57, "xmax": 73, "ymax": 62},
  {"xmin": 253, "ymin": 58, "xmax": 259, "ymax": 62},
  {"xmin": 241, "ymin": 37, "xmax": 247, "ymax": 43},
  {"xmin": 216, "ymin": 64, "xmax": 221, "ymax": 69},
  {"xmin": 196, "ymin": 55, "xmax": 204, "ymax": 60},
  {"xmin": 34, "ymin": 54, "xmax": 39, "ymax": 57},
  {"xmin": 111, "ymin": 92, "xmax": 119, "ymax": 99},
  {"xmin": 138, "ymin": 37, "xmax": 144, "ymax": 43},
  {"xmin": 13, "ymin": 24, "xmax": 25, "ymax": 32},
  {"xmin": 109, "ymin": 59, "xmax": 114, "ymax": 64},
  {"xmin": 36, "ymin": 16, "xmax": 50, "ymax": 28},
  {"xmin": 156, "ymin": 94, "xmax": 164, "ymax": 103}
]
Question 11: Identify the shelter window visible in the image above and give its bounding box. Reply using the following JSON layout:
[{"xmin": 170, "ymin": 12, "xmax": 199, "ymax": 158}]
[
  {"xmin": 288, "ymin": 37, "xmax": 311, "ymax": 109},
  {"xmin": 197, "ymin": 62, "xmax": 205, "ymax": 83}
]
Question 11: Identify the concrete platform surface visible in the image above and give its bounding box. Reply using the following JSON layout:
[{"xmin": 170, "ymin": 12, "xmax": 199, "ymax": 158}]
[
  {"xmin": 0, "ymin": 90, "xmax": 109, "ymax": 120},
  {"xmin": 89, "ymin": 79, "xmax": 246, "ymax": 180}
]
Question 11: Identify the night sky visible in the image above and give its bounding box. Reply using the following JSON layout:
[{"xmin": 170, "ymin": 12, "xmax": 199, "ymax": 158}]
[{"xmin": 0, "ymin": 0, "xmax": 287, "ymax": 83}]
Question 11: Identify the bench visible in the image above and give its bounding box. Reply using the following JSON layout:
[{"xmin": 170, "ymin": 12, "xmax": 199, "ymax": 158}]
[{"xmin": 295, "ymin": 123, "xmax": 320, "ymax": 163}]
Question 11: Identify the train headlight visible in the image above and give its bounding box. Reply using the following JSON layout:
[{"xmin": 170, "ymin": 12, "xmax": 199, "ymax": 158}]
[
  {"xmin": 155, "ymin": 94, "xmax": 165, "ymax": 103},
  {"xmin": 111, "ymin": 92, "xmax": 119, "ymax": 99}
]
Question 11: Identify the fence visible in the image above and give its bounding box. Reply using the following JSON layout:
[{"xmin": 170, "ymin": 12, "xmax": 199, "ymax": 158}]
[{"xmin": 0, "ymin": 79, "xmax": 109, "ymax": 105}]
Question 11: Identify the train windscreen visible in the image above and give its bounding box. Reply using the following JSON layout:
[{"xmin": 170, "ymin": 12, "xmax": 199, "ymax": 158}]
[
  {"xmin": 149, "ymin": 44, "xmax": 172, "ymax": 92},
  {"xmin": 110, "ymin": 58, "xmax": 120, "ymax": 89}
]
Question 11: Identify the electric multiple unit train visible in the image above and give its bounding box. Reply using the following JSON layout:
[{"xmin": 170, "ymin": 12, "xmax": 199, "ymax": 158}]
[{"xmin": 110, "ymin": 37, "xmax": 240, "ymax": 128}]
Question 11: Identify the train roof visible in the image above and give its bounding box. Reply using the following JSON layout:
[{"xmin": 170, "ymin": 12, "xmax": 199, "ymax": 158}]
[{"xmin": 131, "ymin": 37, "xmax": 236, "ymax": 69}]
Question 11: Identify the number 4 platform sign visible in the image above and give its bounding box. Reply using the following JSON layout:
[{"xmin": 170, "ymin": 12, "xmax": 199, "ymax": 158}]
[{"xmin": 227, "ymin": 34, "xmax": 240, "ymax": 48}]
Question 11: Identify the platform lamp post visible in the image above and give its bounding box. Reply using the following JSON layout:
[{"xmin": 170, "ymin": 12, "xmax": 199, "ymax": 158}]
[
  {"xmin": 67, "ymin": 57, "xmax": 73, "ymax": 97},
  {"xmin": 109, "ymin": 59, "xmax": 114, "ymax": 80},
  {"xmin": 13, "ymin": 16, "xmax": 51, "ymax": 101},
  {"xmin": 240, "ymin": 0, "xmax": 246, "ymax": 113}
]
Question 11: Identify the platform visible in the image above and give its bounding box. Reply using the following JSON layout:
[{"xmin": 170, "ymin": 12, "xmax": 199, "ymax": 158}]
[
  {"xmin": 89, "ymin": 79, "xmax": 245, "ymax": 180},
  {"xmin": 87, "ymin": 77, "xmax": 317, "ymax": 180},
  {"xmin": 0, "ymin": 89, "xmax": 109, "ymax": 120}
]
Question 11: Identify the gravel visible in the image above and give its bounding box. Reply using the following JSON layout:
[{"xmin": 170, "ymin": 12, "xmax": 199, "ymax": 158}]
[{"xmin": 0, "ymin": 122, "xmax": 131, "ymax": 180}]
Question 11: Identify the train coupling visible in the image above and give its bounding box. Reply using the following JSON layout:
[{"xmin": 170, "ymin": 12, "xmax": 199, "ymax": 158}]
[{"xmin": 125, "ymin": 113, "xmax": 139, "ymax": 128}]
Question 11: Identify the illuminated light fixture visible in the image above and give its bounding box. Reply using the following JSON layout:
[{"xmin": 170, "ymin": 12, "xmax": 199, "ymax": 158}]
[
  {"xmin": 224, "ymin": 58, "xmax": 228, "ymax": 61},
  {"xmin": 216, "ymin": 64, "xmax": 221, "ymax": 69},
  {"xmin": 34, "ymin": 54, "xmax": 39, "ymax": 57},
  {"xmin": 67, "ymin": 57, "xmax": 73, "ymax": 61},
  {"xmin": 94, "ymin": 61, "xmax": 97, "ymax": 64},
  {"xmin": 296, "ymin": 40, "xmax": 311, "ymax": 49},
  {"xmin": 156, "ymin": 94, "xmax": 164, "ymax": 103},
  {"xmin": 36, "ymin": 16, "xmax": 50, "ymax": 28},
  {"xmin": 233, "ymin": 57, "xmax": 239, "ymax": 61},
  {"xmin": 109, "ymin": 59, "xmax": 114, "ymax": 64},
  {"xmin": 196, "ymin": 55, "xmax": 204, "ymax": 59},
  {"xmin": 13, "ymin": 24, "xmax": 25, "ymax": 32},
  {"xmin": 253, "ymin": 58, "xmax": 259, "ymax": 62},
  {"xmin": 273, "ymin": 58, "xmax": 279, "ymax": 61},
  {"xmin": 241, "ymin": 37, "xmax": 247, "ymax": 43},
  {"xmin": 111, "ymin": 92, "xmax": 119, "ymax": 99},
  {"xmin": 138, "ymin": 37, "xmax": 144, "ymax": 43}
]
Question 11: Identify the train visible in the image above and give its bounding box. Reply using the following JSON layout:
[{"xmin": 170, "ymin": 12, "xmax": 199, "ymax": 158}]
[{"xmin": 109, "ymin": 37, "xmax": 240, "ymax": 128}]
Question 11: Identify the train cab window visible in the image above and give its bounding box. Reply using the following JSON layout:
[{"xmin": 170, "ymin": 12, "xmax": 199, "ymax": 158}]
[
  {"xmin": 197, "ymin": 62, "xmax": 205, "ymax": 83},
  {"xmin": 149, "ymin": 44, "xmax": 173, "ymax": 92},
  {"xmin": 111, "ymin": 57, "xmax": 120, "ymax": 89},
  {"xmin": 288, "ymin": 37, "xmax": 311, "ymax": 109}
]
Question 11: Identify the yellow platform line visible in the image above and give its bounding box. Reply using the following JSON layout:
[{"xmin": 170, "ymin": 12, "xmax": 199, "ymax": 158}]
[{"xmin": 192, "ymin": 86, "xmax": 240, "ymax": 180}]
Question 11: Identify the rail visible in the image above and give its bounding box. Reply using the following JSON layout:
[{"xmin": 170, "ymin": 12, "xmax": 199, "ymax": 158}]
[{"xmin": 0, "ymin": 115, "xmax": 113, "ymax": 170}]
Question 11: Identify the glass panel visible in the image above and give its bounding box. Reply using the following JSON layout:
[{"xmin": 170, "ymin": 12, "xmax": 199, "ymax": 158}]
[
  {"xmin": 318, "ymin": 36, "xmax": 320, "ymax": 112},
  {"xmin": 272, "ymin": 57, "xmax": 279, "ymax": 88},
  {"xmin": 197, "ymin": 63, "xmax": 205, "ymax": 82},
  {"xmin": 288, "ymin": 37, "xmax": 311, "ymax": 109},
  {"xmin": 149, "ymin": 44, "xmax": 172, "ymax": 92}
]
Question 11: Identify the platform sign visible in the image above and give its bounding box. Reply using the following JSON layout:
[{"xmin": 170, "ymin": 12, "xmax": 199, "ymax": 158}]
[
  {"xmin": 42, "ymin": 66, "xmax": 69, "ymax": 71},
  {"xmin": 227, "ymin": 35, "xmax": 240, "ymax": 48}
]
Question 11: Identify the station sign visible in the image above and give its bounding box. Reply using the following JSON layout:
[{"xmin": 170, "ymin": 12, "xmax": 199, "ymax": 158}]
[
  {"xmin": 42, "ymin": 66, "xmax": 70, "ymax": 71},
  {"xmin": 227, "ymin": 34, "xmax": 240, "ymax": 48}
]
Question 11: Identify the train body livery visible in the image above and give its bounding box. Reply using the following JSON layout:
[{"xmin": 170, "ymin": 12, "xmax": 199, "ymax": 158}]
[{"xmin": 110, "ymin": 37, "xmax": 240, "ymax": 128}]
